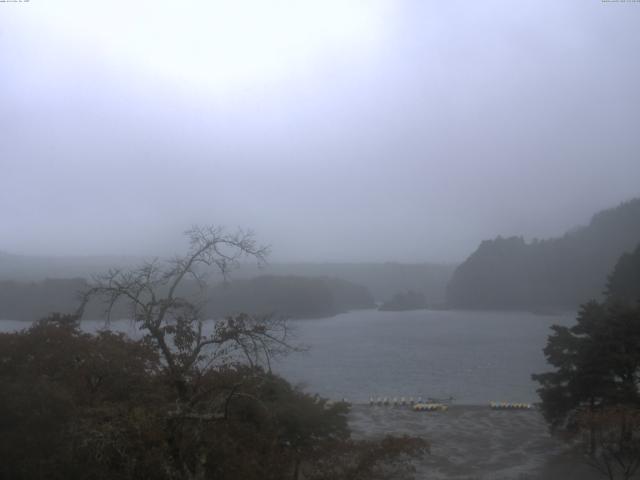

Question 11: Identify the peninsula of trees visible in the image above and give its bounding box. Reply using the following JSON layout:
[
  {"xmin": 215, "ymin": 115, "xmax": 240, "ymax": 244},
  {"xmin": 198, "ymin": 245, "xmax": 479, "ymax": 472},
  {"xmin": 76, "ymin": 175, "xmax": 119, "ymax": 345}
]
[
  {"xmin": 0, "ymin": 253, "xmax": 455, "ymax": 305},
  {"xmin": 378, "ymin": 290, "xmax": 428, "ymax": 311},
  {"xmin": 0, "ymin": 275, "xmax": 374, "ymax": 321},
  {"xmin": 205, "ymin": 275, "xmax": 374, "ymax": 319}
]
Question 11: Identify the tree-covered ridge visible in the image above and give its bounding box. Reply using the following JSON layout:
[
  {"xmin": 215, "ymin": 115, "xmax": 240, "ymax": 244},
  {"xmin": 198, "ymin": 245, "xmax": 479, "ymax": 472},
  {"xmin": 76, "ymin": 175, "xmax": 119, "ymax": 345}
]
[
  {"xmin": 0, "ymin": 275, "xmax": 374, "ymax": 321},
  {"xmin": 606, "ymin": 243, "xmax": 640, "ymax": 306},
  {"xmin": 0, "ymin": 278, "xmax": 89, "ymax": 321},
  {"xmin": 206, "ymin": 275, "xmax": 374, "ymax": 319},
  {"xmin": 447, "ymin": 198, "xmax": 640, "ymax": 309},
  {"xmin": 378, "ymin": 291, "xmax": 427, "ymax": 311},
  {"xmin": 0, "ymin": 253, "xmax": 455, "ymax": 305}
]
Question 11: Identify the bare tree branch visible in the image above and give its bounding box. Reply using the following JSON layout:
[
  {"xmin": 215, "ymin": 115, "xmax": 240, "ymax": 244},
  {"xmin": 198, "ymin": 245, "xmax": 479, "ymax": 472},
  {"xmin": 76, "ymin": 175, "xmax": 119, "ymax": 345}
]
[{"xmin": 78, "ymin": 225, "xmax": 293, "ymax": 409}]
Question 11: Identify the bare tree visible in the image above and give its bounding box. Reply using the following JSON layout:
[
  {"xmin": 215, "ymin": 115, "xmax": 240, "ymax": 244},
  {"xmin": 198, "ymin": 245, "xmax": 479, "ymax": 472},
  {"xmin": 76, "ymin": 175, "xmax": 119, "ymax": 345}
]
[
  {"xmin": 76, "ymin": 226, "xmax": 303, "ymax": 479},
  {"xmin": 78, "ymin": 226, "xmax": 297, "ymax": 395}
]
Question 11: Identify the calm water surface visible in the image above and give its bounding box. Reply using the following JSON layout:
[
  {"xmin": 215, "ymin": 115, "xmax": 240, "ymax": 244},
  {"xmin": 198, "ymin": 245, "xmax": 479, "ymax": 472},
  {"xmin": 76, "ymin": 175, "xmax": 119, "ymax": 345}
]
[
  {"xmin": 0, "ymin": 309, "xmax": 575, "ymax": 405},
  {"xmin": 273, "ymin": 309, "xmax": 575, "ymax": 405}
]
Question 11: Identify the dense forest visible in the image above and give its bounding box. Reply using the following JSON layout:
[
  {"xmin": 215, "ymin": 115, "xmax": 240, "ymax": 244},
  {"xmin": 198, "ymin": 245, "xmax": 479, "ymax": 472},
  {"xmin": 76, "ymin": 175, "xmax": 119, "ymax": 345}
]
[
  {"xmin": 260, "ymin": 263, "xmax": 455, "ymax": 304},
  {"xmin": 378, "ymin": 291, "xmax": 428, "ymax": 311},
  {"xmin": 0, "ymin": 278, "xmax": 89, "ymax": 321},
  {"xmin": 0, "ymin": 253, "xmax": 455, "ymax": 304},
  {"xmin": 205, "ymin": 275, "xmax": 374, "ymax": 319},
  {"xmin": 0, "ymin": 275, "xmax": 374, "ymax": 321},
  {"xmin": 447, "ymin": 198, "xmax": 640, "ymax": 310}
]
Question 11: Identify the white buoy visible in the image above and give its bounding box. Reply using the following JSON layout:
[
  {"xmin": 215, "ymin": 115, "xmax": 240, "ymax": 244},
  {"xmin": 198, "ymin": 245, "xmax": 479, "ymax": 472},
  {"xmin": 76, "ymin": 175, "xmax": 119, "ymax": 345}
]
[
  {"xmin": 490, "ymin": 401, "xmax": 532, "ymax": 410},
  {"xmin": 413, "ymin": 402, "xmax": 448, "ymax": 412}
]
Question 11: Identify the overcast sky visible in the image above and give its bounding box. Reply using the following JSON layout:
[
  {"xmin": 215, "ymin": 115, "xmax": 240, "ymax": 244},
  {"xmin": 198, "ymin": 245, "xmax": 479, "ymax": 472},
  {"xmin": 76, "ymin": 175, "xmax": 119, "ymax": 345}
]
[{"xmin": 1, "ymin": 0, "xmax": 639, "ymax": 262}]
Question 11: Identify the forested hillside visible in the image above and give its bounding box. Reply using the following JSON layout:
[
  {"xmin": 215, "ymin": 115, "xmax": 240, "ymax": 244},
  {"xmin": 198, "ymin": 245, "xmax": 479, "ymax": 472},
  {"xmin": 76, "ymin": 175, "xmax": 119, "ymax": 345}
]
[
  {"xmin": 0, "ymin": 278, "xmax": 89, "ymax": 321},
  {"xmin": 378, "ymin": 290, "xmax": 428, "ymax": 311},
  {"xmin": 0, "ymin": 275, "xmax": 374, "ymax": 321},
  {"xmin": 0, "ymin": 254, "xmax": 454, "ymax": 304},
  {"xmin": 259, "ymin": 263, "xmax": 455, "ymax": 303},
  {"xmin": 447, "ymin": 198, "xmax": 640, "ymax": 309},
  {"xmin": 205, "ymin": 275, "xmax": 374, "ymax": 319}
]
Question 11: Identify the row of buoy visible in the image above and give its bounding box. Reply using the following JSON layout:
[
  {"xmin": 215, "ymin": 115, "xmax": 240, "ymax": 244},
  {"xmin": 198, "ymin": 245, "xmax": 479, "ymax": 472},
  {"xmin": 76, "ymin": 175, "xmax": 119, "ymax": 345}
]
[
  {"xmin": 490, "ymin": 402, "xmax": 533, "ymax": 410},
  {"xmin": 413, "ymin": 403, "xmax": 448, "ymax": 412},
  {"xmin": 369, "ymin": 397, "xmax": 424, "ymax": 406},
  {"xmin": 347, "ymin": 398, "xmax": 533, "ymax": 410}
]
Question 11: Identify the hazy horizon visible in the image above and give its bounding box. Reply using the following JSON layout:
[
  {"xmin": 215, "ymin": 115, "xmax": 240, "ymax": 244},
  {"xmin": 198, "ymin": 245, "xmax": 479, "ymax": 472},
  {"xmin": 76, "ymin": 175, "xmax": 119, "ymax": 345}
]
[
  {"xmin": 0, "ymin": 196, "xmax": 635, "ymax": 265},
  {"xmin": 2, "ymin": 1, "xmax": 639, "ymax": 263}
]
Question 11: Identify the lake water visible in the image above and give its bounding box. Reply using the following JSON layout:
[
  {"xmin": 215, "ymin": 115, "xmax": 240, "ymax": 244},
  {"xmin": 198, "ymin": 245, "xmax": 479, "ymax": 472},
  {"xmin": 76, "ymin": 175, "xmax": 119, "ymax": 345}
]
[
  {"xmin": 275, "ymin": 309, "xmax": 575, "ymax": 405},
  {"xmin": 0, "ymin": 309, "xmax": 575, "ymax": 406}
]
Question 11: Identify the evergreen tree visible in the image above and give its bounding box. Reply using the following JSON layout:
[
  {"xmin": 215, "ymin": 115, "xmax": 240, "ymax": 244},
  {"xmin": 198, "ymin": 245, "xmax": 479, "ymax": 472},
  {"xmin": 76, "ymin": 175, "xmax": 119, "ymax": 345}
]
[{"xmin": 533, "ymin": 244, "xmax": 640, "ymax": 467}]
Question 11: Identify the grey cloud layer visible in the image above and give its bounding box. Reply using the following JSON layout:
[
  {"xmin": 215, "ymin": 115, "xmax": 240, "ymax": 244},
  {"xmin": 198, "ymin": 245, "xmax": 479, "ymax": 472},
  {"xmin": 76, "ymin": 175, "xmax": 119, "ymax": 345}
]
[{"xmin": 1, "ymin": 1, "xmax": 639, "ymax": 262}]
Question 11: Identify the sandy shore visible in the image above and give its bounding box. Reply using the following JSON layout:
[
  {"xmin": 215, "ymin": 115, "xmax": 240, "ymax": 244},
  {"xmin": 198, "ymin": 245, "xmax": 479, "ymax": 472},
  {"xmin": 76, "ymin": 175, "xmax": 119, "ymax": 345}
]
[{"xmin": 348, "ymin": 405, "xmax": 600, "ymax": 480}]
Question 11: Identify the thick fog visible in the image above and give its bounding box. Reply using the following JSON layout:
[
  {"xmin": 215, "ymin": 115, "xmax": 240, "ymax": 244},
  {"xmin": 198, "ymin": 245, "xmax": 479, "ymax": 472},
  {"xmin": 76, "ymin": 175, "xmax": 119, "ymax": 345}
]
[{"xmin": 1, "ymin": 0, "xmax": 639, "ymax": 262}]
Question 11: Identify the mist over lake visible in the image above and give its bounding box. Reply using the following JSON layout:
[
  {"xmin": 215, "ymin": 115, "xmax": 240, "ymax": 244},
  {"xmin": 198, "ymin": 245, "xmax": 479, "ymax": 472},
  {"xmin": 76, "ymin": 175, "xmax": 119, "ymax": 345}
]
[{"xmin": 2, "ymin": 2, "xmax": 639, "ymax": 478}]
